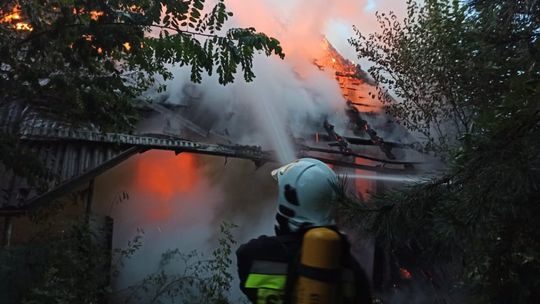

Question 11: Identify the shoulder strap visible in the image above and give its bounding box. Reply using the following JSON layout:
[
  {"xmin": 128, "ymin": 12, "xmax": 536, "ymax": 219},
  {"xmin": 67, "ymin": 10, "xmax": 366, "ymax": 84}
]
[{"xmin": 282, "ymin": 239, "xmax": 302, "ymax": 304}]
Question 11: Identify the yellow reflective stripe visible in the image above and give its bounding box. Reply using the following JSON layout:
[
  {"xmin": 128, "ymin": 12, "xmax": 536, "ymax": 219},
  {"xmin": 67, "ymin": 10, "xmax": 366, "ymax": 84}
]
[
  {"xmin": 257, "ymin": 289, "xmax": 284, "ymax": 304},
  {"xmin": 245, "ymin": 274, "xmax": 287, "ymax": 290}
]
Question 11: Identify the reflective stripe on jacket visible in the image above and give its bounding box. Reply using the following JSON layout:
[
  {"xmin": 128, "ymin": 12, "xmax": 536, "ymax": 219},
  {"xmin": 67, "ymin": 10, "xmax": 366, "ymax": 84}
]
[
  {"xmin": 236, "ymin": 232, "xmax": 372, "ymax": 304},
  {"xmin": 244, "ymin": 260, "xmax": 288, "ymax": 304},
  {"xmin": 244, "ymin": 260, "xmax": 358, "ymax": 304}
]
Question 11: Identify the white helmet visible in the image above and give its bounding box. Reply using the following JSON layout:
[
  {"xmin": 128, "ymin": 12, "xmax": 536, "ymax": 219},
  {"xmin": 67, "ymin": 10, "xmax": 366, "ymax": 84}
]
[{"xmin": 271, "ymin": 158, "xmax": 338, "ymax": 234}]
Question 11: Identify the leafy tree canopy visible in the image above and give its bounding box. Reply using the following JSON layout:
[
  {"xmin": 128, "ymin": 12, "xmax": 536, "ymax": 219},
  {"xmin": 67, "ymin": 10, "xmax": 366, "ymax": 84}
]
[
  {"xmin": 345, "ymin": 0, "xmax": 540, "ymax": 302},
  {"xmin": 350, "ymin": 0, "xmax": 539, "ymax": 155},
  {"xmin": 0, "ymin": 0, "xmax": 284, "ymax": 131}
]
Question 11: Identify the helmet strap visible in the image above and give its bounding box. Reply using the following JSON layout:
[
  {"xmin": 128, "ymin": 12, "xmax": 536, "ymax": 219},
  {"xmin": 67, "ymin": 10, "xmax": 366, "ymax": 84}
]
[{"xmin": 274, "ymin": 213, "xmax": 292, "ymax": 235}]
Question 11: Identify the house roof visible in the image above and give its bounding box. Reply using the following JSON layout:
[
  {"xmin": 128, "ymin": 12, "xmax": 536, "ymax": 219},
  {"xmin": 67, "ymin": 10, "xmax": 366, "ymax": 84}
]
[{"xmin": 0, "ymin": 102, "xmax": 270, "ymax": 213}]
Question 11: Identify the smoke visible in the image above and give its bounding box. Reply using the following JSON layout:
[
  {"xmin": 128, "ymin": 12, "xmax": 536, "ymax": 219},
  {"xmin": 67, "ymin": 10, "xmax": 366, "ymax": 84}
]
[
  {"xmin": 226, "ymin": 0, "xmax": 408, "ymax": 64},
  {"xmin": 91, "ymin": 151, "xmax": 276, "ymax": 300},
  {"xmin": 152, "ymin": 0, "xmax": 410, "ymax": 164},
  {"xmin": 157, "ymin": 45, "xmax": 345, "ymax": 164},
  {"xmin": 90, "ymin": 0, "xmax": 415, "ymax": 302}
]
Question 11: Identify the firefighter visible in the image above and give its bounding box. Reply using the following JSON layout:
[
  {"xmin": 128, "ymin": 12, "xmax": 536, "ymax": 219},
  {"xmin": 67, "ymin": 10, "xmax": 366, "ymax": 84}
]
[{"xmin": 236, "ymin": 158, "xmax": 372, "ymax": 304}]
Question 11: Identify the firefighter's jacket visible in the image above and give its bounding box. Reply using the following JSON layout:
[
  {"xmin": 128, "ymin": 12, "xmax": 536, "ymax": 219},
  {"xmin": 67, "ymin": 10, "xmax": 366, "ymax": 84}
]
[{"xmin": 236, "ymin": 229, "xmax": 372, "ymax": 304}]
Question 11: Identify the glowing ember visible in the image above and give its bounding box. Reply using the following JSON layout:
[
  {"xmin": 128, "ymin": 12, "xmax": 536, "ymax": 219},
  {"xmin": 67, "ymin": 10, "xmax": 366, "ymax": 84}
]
[
  {"xmin": 1, "ymin": 10, "xmax": 21, "ymax": 22},
  {"xmin": 399, "ymin": 267, "xmax": 412, "ymax": 280},
  {"xmin": 72, "ymin": 7, "xmax": 85, "ymax": 15},
  {"xmin": 1, "ymin": 6, "xmax": 33, "ymax": 31},
  {"xmin": 15, "ymin": 22, "xmax": 32, "ymax": 31},
  {"xmin": 90, "ymin": 10, "xmax": 104, "ymax": 21}
]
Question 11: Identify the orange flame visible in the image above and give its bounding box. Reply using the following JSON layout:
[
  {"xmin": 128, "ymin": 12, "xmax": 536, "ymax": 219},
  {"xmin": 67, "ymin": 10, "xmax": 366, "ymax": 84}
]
[
  {"xmin": 1, "ymin": 6, "xmax": 33, "ymax": 31},
  {"xmin": 135, "ymin": 151, "xmax": 198, "ymax": 220},
  {"xmin": 72, "ymin": 8, "xmax": 103, "ymax": 21},
  {"xmin": 90, "ymin": 10, "xmax": 104, "ymax": 21},
  {"xmin": 1, "ymin": 10, "xmax": 21, "ymax": 23},
  {"xmin": 314, "ymin": 37, "xmax": 384, "ymax": 199},
  {"xmin": 122, "ymin": 42, "xmax": 131, "ymax": 51},
  {"xmin": 15, "ymin": 22, "xmax": 32, "ymax": 31},
  {"xmin": 128, "ymin": 5, "xmax": 140, "ymax": 12}
]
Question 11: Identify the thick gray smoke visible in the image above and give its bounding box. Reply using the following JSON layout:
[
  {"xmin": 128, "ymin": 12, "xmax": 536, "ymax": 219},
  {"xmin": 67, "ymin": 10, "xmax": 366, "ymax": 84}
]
[
  {"xmin": 88, "ymin": 1, "xmax": 429, "ymax": 303},
  {"xmin": 154, "ymin": 54, "xmax": 346, "ymax": 164},
  {"xmin": 92, "ymin": 153, "xmax": 278, "ymax": 302}
]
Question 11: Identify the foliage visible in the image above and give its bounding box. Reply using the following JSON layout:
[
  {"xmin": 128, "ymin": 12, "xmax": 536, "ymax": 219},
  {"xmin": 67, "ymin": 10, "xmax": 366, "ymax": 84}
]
[
  {"xmin": 345, "ymin": 0, "xmax": 540, "ymax": 302},
  {"xmin": 0, "ymin": 0, "xmax": 284, "ymax": 193},
  {"xmin": 350, "ymin": 0, "xmax": 475, "ymax": 154},
  {"xmin": 18, "ymin": 218, "xmax": 113, "ymax": 304},
  {"xmin": 2, "ymin": 218, "xmax": 240, "ymax": 304},
  {"xmin": 0, "ymin": 0, "xmax": 284, "ymax": 132},
  {"xmin": 0, "ymin": 134, "xmax": 49, "ymax": 193},
  {"xmin": 118, "ymin": 222, "xmax": 238, "ymax": 304}
]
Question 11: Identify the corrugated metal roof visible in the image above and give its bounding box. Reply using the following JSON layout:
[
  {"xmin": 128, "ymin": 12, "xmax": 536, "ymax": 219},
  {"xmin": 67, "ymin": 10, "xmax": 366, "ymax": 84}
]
[
  {"xmin": 0, "ymin": 102, "xmax": 270, "ymax": 212},
  {"xmin": 1, "ymin": 140, "xmax": 132, "ymax": 210},
  {"xmin": 0, "ymin": 99, "xmax": 416, "ymax": 212},
  {"xmin": 0, "ymin": 103, "xmax": 133, "ymax": 210}
]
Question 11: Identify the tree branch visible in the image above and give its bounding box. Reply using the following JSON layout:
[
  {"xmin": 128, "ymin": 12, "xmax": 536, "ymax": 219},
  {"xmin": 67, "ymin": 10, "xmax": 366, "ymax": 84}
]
[{"xmin": 15, "ymin": 21, "xmax": 224, "ymax": 47}]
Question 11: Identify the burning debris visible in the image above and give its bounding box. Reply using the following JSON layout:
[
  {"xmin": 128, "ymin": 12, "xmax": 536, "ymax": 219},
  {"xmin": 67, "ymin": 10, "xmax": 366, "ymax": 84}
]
[
  {"xmin": 300, "ymin": 37, "xmax": 420, "ymax": 168},
  {"xmin": 323, "ymin": 119, "xmax": 353, "ymax": 155},
  {"xmin": 345, "ymin": 100, "xmax": 397, "ymax": 160},
  {"xmin": 298, "ymin": 120, "xmax": 418, "ymax": 166},
  {"xmin": 136, "ymin": 33, "xmax": 422, "ymax": 175},
  {"xmin": 1, "ymin": 5, "xmax": 33, "ymax": 31},
  {"xmin": 335, "ymin": 63, "xmax": 376, "ymax": 86}
]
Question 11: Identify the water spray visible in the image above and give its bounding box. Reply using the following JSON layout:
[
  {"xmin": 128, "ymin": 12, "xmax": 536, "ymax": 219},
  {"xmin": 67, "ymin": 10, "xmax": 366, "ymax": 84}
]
[{"xmin": 338, "ymin": 174, "xmax": 429, "ymax": 183}]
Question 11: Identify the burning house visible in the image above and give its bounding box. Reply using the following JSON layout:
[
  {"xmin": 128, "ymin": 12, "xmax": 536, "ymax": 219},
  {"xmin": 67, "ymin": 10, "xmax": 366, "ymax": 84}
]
[
  {"xmin": 0, "ymin": 1, "xmax": 427, "ymax": 300},
  {"xmin": 0, "ymin": 31, "xmax": 426, "ymax": 300}
]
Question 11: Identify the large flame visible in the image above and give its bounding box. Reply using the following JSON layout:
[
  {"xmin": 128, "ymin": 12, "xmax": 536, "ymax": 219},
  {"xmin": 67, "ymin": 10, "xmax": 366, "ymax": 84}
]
[
  {"xmin": 135, "ymin": 151, "xmax": 198, "ymax": 220},
  {"xmin": 131, "ymin": 1, "xmax": 387, "ymax": 212}
]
